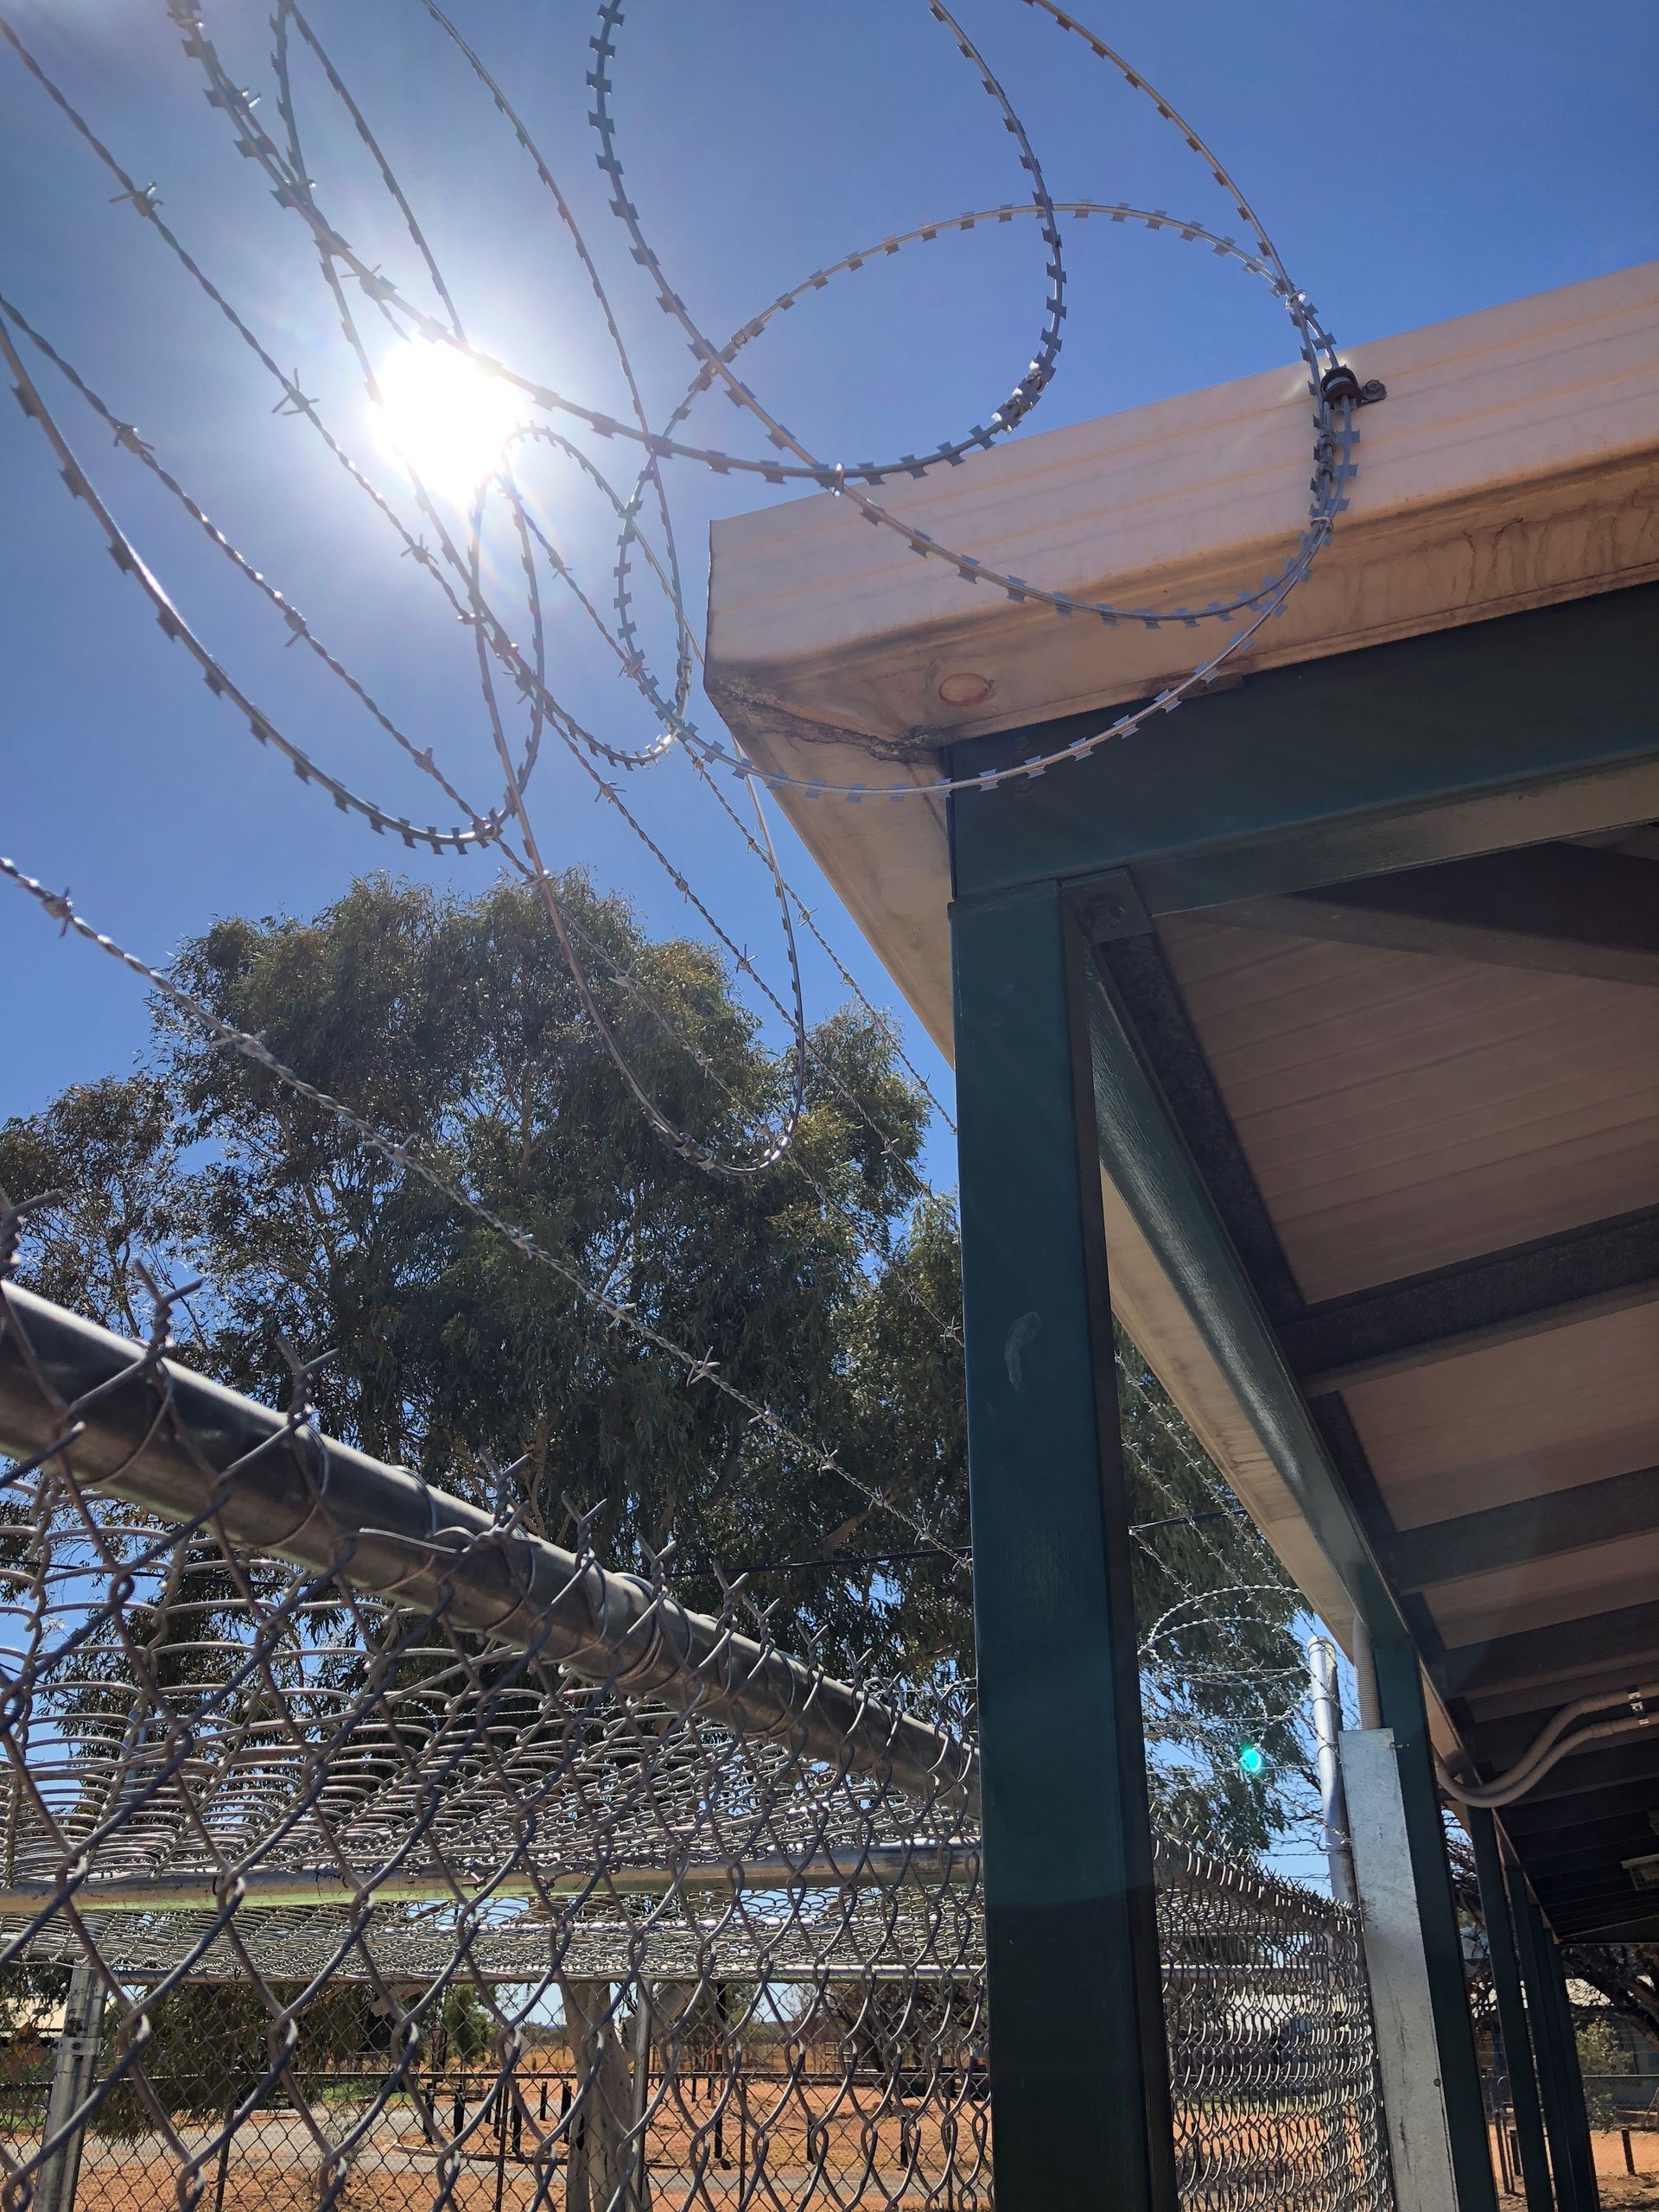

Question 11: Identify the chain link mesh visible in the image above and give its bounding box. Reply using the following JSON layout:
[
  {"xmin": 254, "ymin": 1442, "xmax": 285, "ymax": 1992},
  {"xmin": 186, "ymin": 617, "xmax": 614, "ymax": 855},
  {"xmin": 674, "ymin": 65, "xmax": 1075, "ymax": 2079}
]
[
  {"xmin": 0, "ymin": 1231, "xmax": 1390, "ymax": 2212},
  {"xmin": 1159, "ymin": 1841, "xmax": 1389, "ymax": 2211}
]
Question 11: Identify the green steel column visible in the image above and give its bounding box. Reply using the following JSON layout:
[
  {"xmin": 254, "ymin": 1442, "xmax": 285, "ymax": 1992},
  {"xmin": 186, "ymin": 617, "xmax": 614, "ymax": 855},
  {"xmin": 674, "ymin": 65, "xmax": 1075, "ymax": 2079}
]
[
  {"xmin": 1511, "ymin": 1875, "xmax": 1595, "ymax": 2212},
  {"xmin": 951, "ymin": 881, "xmax": 1175, "ymax": 2212},
  {"xmin": 1470, "ymin": 1808, "xmax": 1554, "ymax": 2212},
  {"xmin": 1370, "ymin": 1635, "xmax": 1500, "ymax": 2212},
  {"xmin": 1538, "ymin": 1898, "xmax": 1602, "ymax": 2212}
]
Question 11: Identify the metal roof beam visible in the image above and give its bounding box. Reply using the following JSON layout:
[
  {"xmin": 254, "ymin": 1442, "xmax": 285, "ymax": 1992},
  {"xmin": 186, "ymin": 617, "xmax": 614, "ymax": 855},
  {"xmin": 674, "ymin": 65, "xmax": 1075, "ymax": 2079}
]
[
  {"xmin": 1434, "ymin": 1598, "xmax": 1659, "ymax": 1703},
  {"xmin": 1462, "ymin": 1656, "xmax": 1659, "ymax": 1726},
  {"xmin": 1217, "ymin": 840, "xmax": 1659, "ymax": 988},
  {"xmin": 1510, "ymin": 1824, "xmax": 1659, "ymax": 1878},
  {"xmin": 1388, "ymin": 1461, "xmax": 1659, "ymax": 1592},
  {"xmin": 1500, "ymin": 1777, "xmax": 1659, "ymax": 1842},
  {"xmin": 1088, "ymin": 919, "xmax": 1305, "ymax": 1324},
  {"xmin": 1281, "ymin": 1207, "xmax": 1659, "ymax": 1394},
  {"xmin": 1550, "ymin": 1910, "xmax": 1659, "ymax": 1940},
  {"xmin": 1532, "ymin": 1868, "xmax": 1656, "ymax": 1911},
  {"xmin": 1075, "ymin": 944, "xmax": 1405, "ymax": 1640},
  {"xmin": 1539, "ymin": 1901, "xmax": 1658, "ymax": 1937},
  {"xmin": 951, "ymin": 586, "xmax": 1659, "ymax": 917}
]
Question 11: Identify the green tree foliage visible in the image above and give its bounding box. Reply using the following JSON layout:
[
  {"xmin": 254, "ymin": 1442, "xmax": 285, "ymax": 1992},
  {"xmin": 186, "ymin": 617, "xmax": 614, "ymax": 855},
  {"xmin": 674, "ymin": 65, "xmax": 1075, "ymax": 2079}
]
[
  {"xmin": 1575, "ymin": 2013, "xmax": 1633, "ymax": 2129},
  {"xmin": 2, "ymin": 873, "xmax": 953, "ymax": 1675},
  {"xmin": 433, "ymin": 1985, "xmax": 495, "ymax": 2070},
  {"xmin": 1, "ymin": 868, "xmax": 1309, "ymax": 1847},
  {"xmin": 0, "ymin": 1966, "xmax": 67, "ymax": 2091},
  {"xmin": 92, "ymin": 1980, "xmax": 390, "ymax": 2138},
  {"xmin": 1562, "ymin": 1942, "xmax": 1659, "ymax": 2054}
]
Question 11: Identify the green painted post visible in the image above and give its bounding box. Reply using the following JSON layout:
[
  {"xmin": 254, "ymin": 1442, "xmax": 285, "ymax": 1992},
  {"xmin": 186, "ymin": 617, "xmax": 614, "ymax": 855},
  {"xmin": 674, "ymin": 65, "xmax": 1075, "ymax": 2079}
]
[
  {"xmin": 1510, "ymin": 1874, "xmax": 1591, "ymax": 2212},
  {"xmin": 1537, "ymin": 1900, "xmax": 1602, "ymax": 2212},
  {"xmin": 1470, "ymin": 1808, "xmax": 1554, "ymax": 2212},
  {"xmin": 1370, "ymin": 1635, "xmax": 1499, "ymax": 2212},
  {"xmin": 950, "ymin": 880, "xmax": 1175, "ymax": 2212}
]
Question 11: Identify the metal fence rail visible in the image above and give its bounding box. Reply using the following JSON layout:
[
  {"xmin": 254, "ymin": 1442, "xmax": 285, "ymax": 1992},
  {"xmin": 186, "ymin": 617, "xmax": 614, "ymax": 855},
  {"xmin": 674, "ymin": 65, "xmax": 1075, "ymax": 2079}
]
[
  {"xmin": 0, "ymin": 1263, "xmax": 1390, "ymax": 2211},
  {"xmin": 0, "ymin": 1278, "xmax": 974, "ymax": 1816}
]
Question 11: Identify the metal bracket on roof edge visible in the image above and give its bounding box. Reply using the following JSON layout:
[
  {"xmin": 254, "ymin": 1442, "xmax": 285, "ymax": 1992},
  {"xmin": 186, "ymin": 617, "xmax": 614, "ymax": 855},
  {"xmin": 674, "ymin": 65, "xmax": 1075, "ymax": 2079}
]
[
  {"xmin": 1079, "ymin": 870, "xmax": 1153, "ymax": 945},
  {"xmin": 1321, "ymin": 363, "xmax": 1387, "ymax": 407}
]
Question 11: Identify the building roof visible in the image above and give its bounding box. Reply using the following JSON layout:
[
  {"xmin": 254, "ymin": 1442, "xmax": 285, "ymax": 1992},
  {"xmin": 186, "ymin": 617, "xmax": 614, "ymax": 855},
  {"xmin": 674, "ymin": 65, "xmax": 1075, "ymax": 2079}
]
[
  {"xmin": 708, "ymin": 261, "xmax": 1659, "ymax": 1059},
  {"xmin": 707, "ymin": 264, "xmax": 1659, "ymax": 1933}
]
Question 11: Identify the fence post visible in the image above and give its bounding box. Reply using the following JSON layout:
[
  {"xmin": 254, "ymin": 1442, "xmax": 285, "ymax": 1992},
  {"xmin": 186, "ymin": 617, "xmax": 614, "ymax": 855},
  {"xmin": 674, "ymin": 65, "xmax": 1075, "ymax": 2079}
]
[
  {"xmin": 211, "ymin": 2102, "xmax": 234, "ymax": 2212},
  {"xmin": 629, "ymin": 1982, "xmax": 653, "ymax": 2212},
  {"xmin": 951, "ymin": 879, "xmax": 1174, "ymax": 2212},
  {"xmin": 1309, "ymin": 1638, "xmax": 1357, "ymax": 1907},
  {"xmin": 35, "ymin": 1961, "xmax": 106, "ymax": 2212},
  {"xmin": 492, "ymin": 2066, "xmax": 510, "ymax": 2212},
  {"xmin": 1307, "ymin": 1643, "xmax": 1363, "ymax": 2208},
  {"xmin": 1492, "ymin": 2068, "xmax": 1515, "ymax": 2199},
  {"xmin": 1338, "ymin": 1726, "xmax": 1461, "ymax": 2212},
  {"xmin": 1469, "ymin": 1808, "xmax": 1554, "ymax": 2212}
]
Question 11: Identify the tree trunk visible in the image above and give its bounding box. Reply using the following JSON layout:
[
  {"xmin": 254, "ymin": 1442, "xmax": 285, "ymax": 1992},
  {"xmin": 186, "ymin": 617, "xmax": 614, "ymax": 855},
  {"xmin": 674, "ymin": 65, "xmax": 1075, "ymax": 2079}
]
[{"xmin": 560, "ymin": 1980, "xmax": 634, "ymax": 2212}]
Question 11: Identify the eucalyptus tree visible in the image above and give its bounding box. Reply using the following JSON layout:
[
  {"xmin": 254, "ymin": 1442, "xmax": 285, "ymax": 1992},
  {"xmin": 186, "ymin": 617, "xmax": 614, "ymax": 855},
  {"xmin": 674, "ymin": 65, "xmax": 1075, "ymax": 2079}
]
[{"xmin": 2, "ymin": 868, "xmax": 1305, "ymax": 1847}]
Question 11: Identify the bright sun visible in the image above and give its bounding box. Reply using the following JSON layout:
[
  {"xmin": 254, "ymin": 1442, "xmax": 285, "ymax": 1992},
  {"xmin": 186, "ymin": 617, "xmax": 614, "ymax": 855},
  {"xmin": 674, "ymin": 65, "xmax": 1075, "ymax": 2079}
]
[{"xmin": 372, "ymin": 337, "xmax": 529, "ymax": 501}]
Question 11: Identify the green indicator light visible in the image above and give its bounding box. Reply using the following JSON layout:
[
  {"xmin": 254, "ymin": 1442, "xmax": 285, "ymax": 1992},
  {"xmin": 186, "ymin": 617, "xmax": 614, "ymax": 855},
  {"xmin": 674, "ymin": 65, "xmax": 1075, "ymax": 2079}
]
[{"xmin": 1237, "ymin": 1743, "xmax": 1266, "ymax": 1777}]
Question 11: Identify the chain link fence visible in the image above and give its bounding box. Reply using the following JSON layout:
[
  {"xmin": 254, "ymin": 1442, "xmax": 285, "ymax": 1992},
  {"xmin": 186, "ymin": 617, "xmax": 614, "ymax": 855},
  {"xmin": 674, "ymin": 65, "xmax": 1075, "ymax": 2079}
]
[
  {"xmin": 1160, "ymin": 1841, "xmax": 1389, "ymax": 2211},
  {"xmin": 0, "ymin": 1236, "xmax": 1391, "ymax": 2211}
]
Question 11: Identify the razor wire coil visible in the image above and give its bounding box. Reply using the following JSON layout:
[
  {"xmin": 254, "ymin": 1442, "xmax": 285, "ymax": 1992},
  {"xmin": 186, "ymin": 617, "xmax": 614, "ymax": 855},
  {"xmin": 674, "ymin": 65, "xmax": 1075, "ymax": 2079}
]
[{"xmin": 2, "ymin": 0, "xmax": 1356, "ymax": 1189}]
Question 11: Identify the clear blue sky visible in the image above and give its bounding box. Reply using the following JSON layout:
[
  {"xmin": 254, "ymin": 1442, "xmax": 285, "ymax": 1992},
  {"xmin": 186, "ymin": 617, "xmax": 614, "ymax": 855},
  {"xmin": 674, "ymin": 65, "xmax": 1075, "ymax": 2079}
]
[{"xmin": 1, "ymin": 0, "xmax": 1655, "ymax": 1177}]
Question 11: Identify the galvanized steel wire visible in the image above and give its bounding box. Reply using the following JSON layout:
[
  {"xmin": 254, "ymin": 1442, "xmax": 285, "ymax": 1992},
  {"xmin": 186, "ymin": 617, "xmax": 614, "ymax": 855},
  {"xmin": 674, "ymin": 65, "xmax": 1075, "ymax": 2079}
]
[
  {"xmin": 0, "ymin": 10, "xmax": 1394, "ymax": 2205},
  {"xmin": 0, "ymin": 0, "xmax": 1357, "ymax": 1191},
  {"xmin": 0, "ymin": 1230, "xmax": 1390, "ymax": 2211}
]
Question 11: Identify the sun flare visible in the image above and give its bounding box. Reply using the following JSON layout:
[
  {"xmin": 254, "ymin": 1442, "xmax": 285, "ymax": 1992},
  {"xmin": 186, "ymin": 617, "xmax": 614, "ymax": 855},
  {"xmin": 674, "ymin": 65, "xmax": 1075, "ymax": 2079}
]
[{"xmin": 372, "ymin": 338, "xmax": 528, "ymax": 501}]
